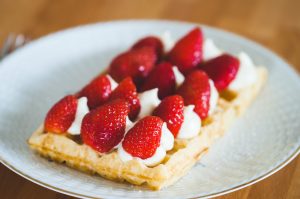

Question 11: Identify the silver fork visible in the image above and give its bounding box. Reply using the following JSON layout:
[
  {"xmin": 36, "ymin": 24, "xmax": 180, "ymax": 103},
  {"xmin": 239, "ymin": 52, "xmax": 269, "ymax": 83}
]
[{"xmin": 0, "ymin": 33, "xmax": 29, "ymax": 60}]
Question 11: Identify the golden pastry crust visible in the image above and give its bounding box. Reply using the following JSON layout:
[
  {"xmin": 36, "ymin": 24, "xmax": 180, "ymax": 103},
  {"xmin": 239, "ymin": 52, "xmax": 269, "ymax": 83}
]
[{"xmin": 28, "ymin": 67, "xmax": 267, "ymax": 190}]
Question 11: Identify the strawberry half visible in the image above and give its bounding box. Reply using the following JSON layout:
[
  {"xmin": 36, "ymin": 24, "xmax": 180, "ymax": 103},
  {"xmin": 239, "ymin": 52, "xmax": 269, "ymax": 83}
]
[
  {"xmin": 109, "ymin": 77, "xmax": 140, "ymax": 120},
  {"xmin": 122, "ymin": 116, "xmax": 163, "ymax": 159},
  {"xmin": 177, "ymin": 70, "xmax": 211, "ymax": 120},
  {"xmin": 109, "ymin": 47, "xmax": 157, "ymax": 86},
  {"xmin": 44, "ymin": 95, "xmax": 78, "ymax": 133},
  {"xmin": 81, "ymin": 99, "xmax": 130, "ymax": 153},
  {"xmin": 153, "ymin": 95, "xmax": 184, "ymax": 137},
  {"xmin": 78, "ymin": 75, "xmax": 112, "ymax": 109},
  {"xmin": 199, "ymin": 54, "xmax": 240, "ymax": 91},
  {"xmin": 168, "ymin": 27, "xmax": 203, "ymax": 74},
  {"xmin": 131, "ymin": 36, "xmax": 164, "ymax": 58},
  {"xmin": 141, "ymin": 62, "xmax": 176, "ymax": 99}
]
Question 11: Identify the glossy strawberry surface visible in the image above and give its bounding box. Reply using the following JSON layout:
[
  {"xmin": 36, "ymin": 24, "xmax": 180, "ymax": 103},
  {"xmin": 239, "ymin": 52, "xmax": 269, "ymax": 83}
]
[
  {"xmin": 141, "ymin": 62, "xmax": 176, "ymax": 99},
  {"xmin": 109, "ymin": 77, "xmax": 140, "ymax": 120},
  {"xmin": 153, "ymin": 95, "xmax": 184, "ymax": 137},
  {"xmin": 109, "ymin": 47, "xmax": 157, "ymax": 86},
  {"xmin": 132, "ymin": 36, "xmax": 164, "ymax": 58},
  {"xmin": 200, "ymin": 54, "xmax": 240, "ymax": 91},
  {"xmin": 122, "ymin": 116, "xmax": 163, "ymax": 159},
  {"xmin": 81, "ymin": 99, "xmax": 130, "ymax": 153},
  {"xmin": 177, "ymin": 70, "xmax": 211, "ymax": 120},
  {"xmin": 44, "ymin": 95, "xmax": 78, "ymax": 133},
  {"xmin": 168, "ymin": 27, "xmax": 203, "ymax": 74},
  {"xmin": 78, "ymin": 75, "xmax": 112, "ymax": 109}
]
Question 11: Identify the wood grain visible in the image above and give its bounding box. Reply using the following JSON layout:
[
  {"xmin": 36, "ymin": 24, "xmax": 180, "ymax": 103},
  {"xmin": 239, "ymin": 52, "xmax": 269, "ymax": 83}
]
[{"xmin": 0, "ymin": 0, "xmax": 299, "ymax": 198}]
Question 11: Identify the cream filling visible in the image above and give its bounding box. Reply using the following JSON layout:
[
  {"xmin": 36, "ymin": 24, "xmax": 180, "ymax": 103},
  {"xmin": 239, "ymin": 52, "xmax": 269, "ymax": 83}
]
[
  {"xmin": 177, "ymin": 105, "xmax": 202, "ymax": 139},
  {"xmin": 208, "ymin": 79, "xmax": 219, "ymax": 115},
  {"xmin": 67, "ymin": 97, "xmax": 89, "ymax": 135},
  {"xmin": 137, "ymin": 88, "xmax": 161, "ymax": 119},
  {"xmin": 172, "ymin": 66, "xmax": 185, "ymax": 87},
  {"xmin": 106, "ymin": 74, "xmax": 118, "ymax": 90},
  {"xmin": 203, "ymin": 38, "xmax": 222, "ymax": 61},
  {"xmin": 228, "ymin": 52, "xmax": 258, "ymax": 91}
]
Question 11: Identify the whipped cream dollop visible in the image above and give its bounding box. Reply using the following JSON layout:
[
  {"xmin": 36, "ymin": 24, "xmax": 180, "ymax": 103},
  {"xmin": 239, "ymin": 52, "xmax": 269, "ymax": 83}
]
[
  {"xmin": 67, "ymin": 97, "xmax": 89, "ymax": 135},
  {"xmin": 106, "ymin": 75, "xmax": 118, "ymax": 90},
  {"xmin": 125, "ymin": 116, "xmax": 134, "ymax": 133},
  {"xmin": 208, "ymin": 79, "xmax": 219, "ymax": 115},
  {"xmin": 172, "ymin": 66, "xmax": 185, "ymax": 87},
  {"xmin": 203, "ymin": 38, "xmax": 222, "ymax": 61},
  {"xmin": 118, "ymin": 123, "xmax": 174, "ymax": 166},
  {"xmin": 177, "ymin": 105, "xmax": 202, "ymax": 139},
  {"xmin": 137, "ymin": 88, "xmax": 161, "ymax": 119},
  {"xmin": 228, "ymin": 52, "xmax": 257, "ymax": 91},
  {"xmin": 159, "ymin": 31, "xmax": 175, "ymax": 52}
]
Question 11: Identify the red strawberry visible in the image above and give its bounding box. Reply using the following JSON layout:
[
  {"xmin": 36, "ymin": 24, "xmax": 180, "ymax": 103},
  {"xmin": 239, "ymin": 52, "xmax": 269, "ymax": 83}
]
[
  {"xmin": 177, "ymin": 70, "xmax": 211, "ymax": 120},
  {"xmin": 109, "ymin": 47, "xmax": 157, "ymax": 86},
  {"xmin": 109, "ymin": 77, "xmax": 140, "ymax": 120},
  {"xmin": 199, "ymin": 54, "xmax": 240, "ymax": 91},
  {"xmin": 81, "ymin": 99, "xmax": 130, "ymax": 153},
  {"xmin": 44, "ymin": 95, "xmax": 78, "ymax": 133},
  {"xmin": 141, "ymin": 62, "xmax": 175, "ymax": 99},
  {"xmin": 132, "ymin": 36, "xmax": 163, "ymax": 57},
  {"xmin": 78, "ymin": 75, "xmax": 112, "ymax": 109},
  {"xmin": 168, "ymin": 27, "xmax": 203, "ymax": 74},
  {"xmin": 153, "ymin": 95, "xmax": 184, "ymax": 137},
  {"xmin": 122, "ymin": 116, "xmax": 163, "ymax": 159}
]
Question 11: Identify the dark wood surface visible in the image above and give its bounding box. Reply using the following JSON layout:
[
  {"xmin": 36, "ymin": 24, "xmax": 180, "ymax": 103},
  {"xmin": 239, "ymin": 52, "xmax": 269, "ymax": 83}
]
[{"xmin": 0, "ymin": 0, "xmax": 299, "ymax": 198}]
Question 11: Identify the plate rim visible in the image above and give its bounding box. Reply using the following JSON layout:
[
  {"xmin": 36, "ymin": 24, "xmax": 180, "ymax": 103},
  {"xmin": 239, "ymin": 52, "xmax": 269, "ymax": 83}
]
[
  {"xmin": 1, "ymin": 148, "xmax": 299, "ymax": 199},
  {"xmin": 0, "ymin": 19, "xmax": 299, "ymax": 199}
]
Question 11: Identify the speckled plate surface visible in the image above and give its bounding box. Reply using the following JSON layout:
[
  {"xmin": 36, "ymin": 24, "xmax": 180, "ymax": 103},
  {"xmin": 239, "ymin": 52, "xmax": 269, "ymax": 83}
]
[{"xmin": 0, "ymin": 20, "xmax": 299, "ymax": 199}]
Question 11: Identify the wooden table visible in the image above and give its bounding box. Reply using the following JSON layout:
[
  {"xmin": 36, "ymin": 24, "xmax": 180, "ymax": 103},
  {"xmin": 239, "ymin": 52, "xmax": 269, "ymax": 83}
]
[{"xmin": 0, "ymin": 0, "xmax": 299, "ymax": 198}]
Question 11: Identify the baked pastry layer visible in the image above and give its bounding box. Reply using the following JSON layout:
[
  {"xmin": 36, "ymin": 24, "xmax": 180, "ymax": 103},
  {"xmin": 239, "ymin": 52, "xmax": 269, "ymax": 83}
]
[{"xmin": 28, "ymin": 67, "xmax": 267, "ymax": 190}]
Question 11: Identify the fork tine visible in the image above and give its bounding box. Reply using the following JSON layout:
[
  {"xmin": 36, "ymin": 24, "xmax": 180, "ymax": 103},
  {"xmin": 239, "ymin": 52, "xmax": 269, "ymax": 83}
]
[
  {"xmin": 1, "ymin": 33, "xmax": 16, "ymax": 59},
  {"xmin": 0, "ymin": 34, "xmax": 29, "ymax": 60},
  {"xmin": 14, "ymin": 34, "xmax": 26, "ymax": 49}
]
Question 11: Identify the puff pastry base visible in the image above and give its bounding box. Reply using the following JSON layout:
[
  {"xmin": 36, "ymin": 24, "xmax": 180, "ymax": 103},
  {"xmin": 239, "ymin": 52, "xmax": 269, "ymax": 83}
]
[{"xmin": 28, "ymin": 67, "xmax": 267, "ymax": 190}]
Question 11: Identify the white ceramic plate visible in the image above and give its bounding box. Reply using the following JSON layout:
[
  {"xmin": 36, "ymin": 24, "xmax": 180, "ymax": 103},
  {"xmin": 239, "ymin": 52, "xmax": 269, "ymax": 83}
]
[{"xmin": 0, "ymin": 20, "xmax": 299, "ymax": 199}]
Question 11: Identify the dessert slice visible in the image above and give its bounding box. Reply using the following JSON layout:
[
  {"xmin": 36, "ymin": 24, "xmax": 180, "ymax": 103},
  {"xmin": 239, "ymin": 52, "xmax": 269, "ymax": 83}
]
[{"xmin": 28, "ymin": 27, "xmax": 267, "ymax": 190}]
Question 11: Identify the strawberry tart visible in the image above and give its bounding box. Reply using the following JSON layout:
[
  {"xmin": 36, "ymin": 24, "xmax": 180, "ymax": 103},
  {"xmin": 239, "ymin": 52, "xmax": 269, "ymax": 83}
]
[{"xmin": 28, "ymin": 27, "xmax": 267, "ymax": 190}]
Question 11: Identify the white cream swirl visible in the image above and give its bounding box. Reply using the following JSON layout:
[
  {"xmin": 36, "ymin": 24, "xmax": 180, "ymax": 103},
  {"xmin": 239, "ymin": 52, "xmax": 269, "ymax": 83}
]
[
  {"xmin": 203, "ymin": 38, "xmax": 222, "ymax": 61},
  {"xmin": 228, "ymin": 52, "xmax": 257, "ymax": 91},
  {"xmin": 67, "ymin": 97, "xmax": 89, "ymax": 135},
  {"xmin": 172, "ymin": 66, "xmax": 185, "ymax": 87},
  {"xmin": 106, "ymin": 74, "xmax": 118, "ymax": 90},
  {"xmin": 177, "ymin": 105, "xmax": 201, "ymax": 139},
  {"xmin": 137, "ymin": 88, "xmax": 161, "ymax": 119}
]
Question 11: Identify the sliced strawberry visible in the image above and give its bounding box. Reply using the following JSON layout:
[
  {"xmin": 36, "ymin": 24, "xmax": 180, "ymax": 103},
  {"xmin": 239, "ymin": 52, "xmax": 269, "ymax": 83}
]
[
  {"xmin": 168, "ymin": 27, "xmax": 203, "ymax": 74},
  {"xmin": 199, "ymin": 54, "xmax": 240, "ymax": 91},
  {"xmin": 153, "ymin": 95, "xmax": 184, "ymax": 137},
  {"xmin": 122, "ymin": 116, "xmax": 163, "ymax": 159},
  {"xmin": 78, "ymin": 75, "xmax": 112, "ymax": 109},
  {"xmin": 141, "ymin": 62, "xmax": 176, "ymax": 99},
  {"xmin": 44, "ymin": 95, "xmax": 78, "ymax": 133},
  {"xmin": 177, "ymin": 70, "xmax": 211, "ymax": 120},
  {"xmin": 109, "ymin": 77, "xmax": 140, "ymax": 120},
  {"xmin": 131, "ymin": 36, "xmax": 163, "ymax": 57},
  {"xmin": 108, "ymin": 47, "xmax": 157, "ymax": 86},
  {"xmin": 81, "ymin": 99, "xmax": 130, "ymax": 153}
]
